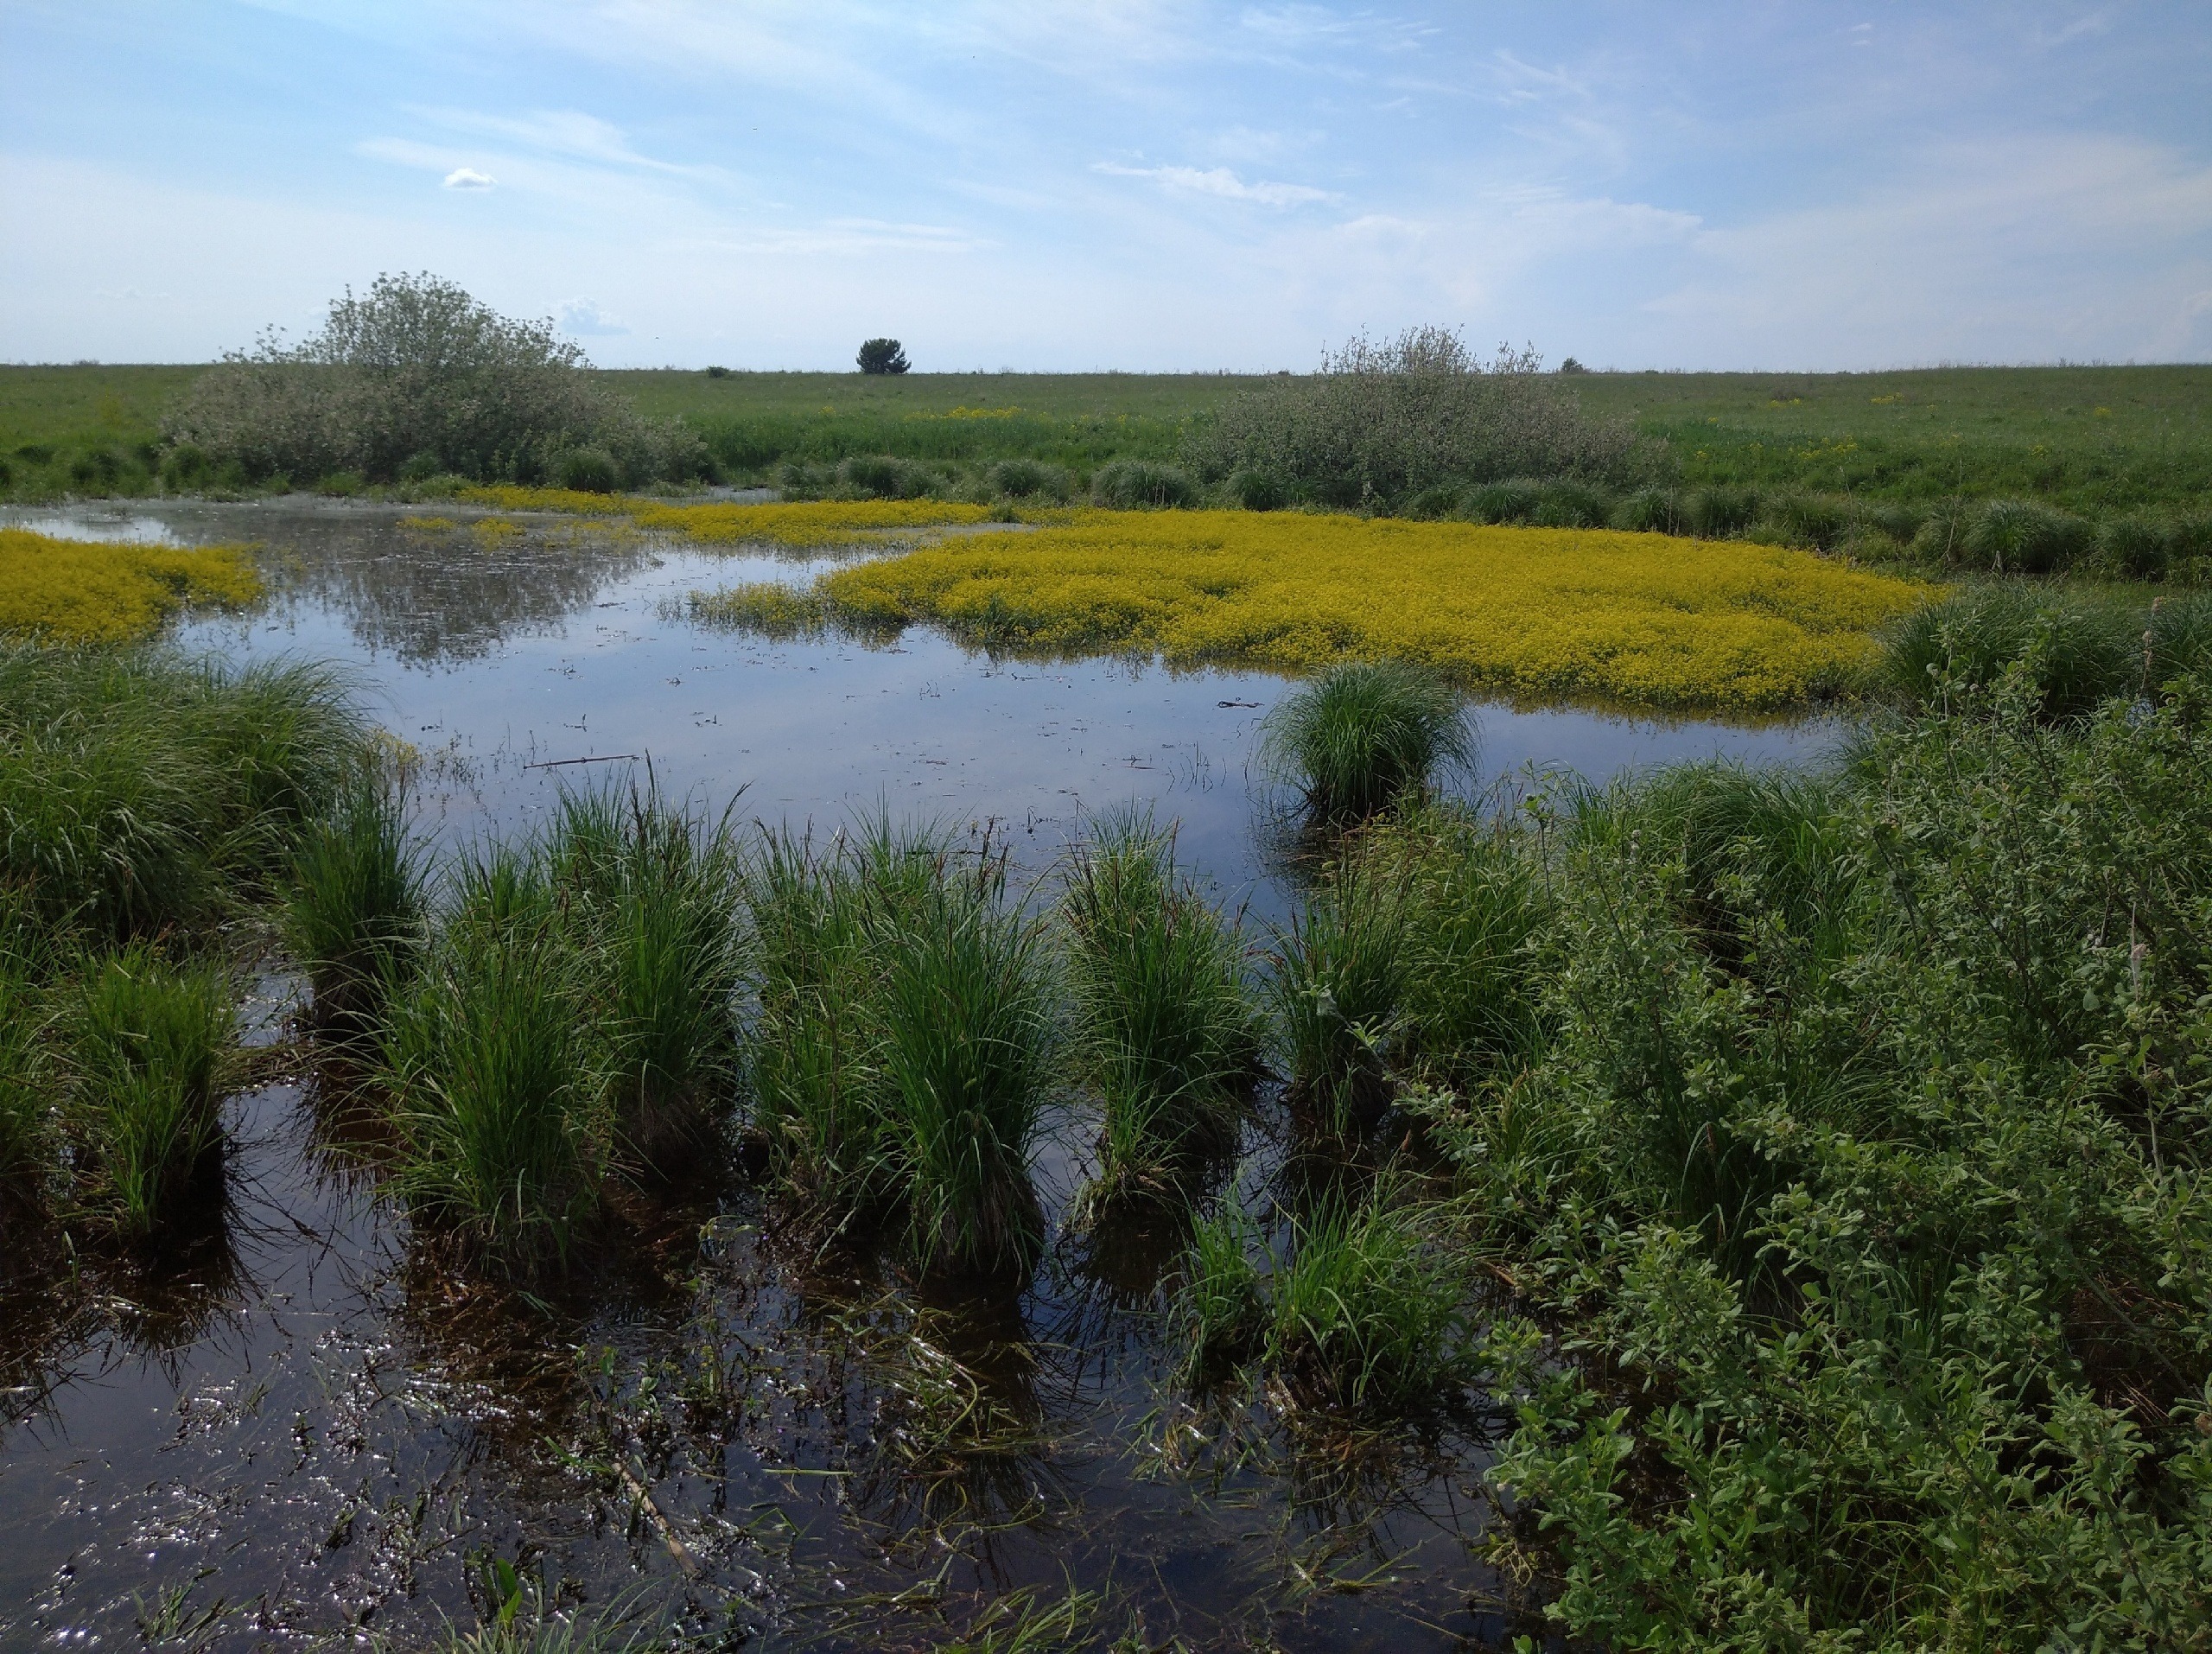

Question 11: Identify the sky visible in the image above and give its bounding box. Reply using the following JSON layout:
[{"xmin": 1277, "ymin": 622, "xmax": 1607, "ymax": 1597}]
[{"xmin": 3, "ymin": 1, "xmax": 2209, "ymax": 372}]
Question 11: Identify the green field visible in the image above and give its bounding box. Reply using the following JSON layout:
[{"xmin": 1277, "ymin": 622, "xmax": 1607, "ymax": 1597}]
[{"xmin": 3, "ymin": 362, "xmax": 2207, "ymax": 518}]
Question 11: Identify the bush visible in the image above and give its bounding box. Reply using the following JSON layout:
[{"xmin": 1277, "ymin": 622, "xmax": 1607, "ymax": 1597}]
[
  {"xmin": 1961, "ymin": 497, "xmax": 2093, "ymax": 574},
  {"xmin": 1090, "ymin": 459, "xmax": 1198, "ymax": 510},
  {"xmin": 553, "ymin": 447, "xmax": 620, "ymax": 493},
  {"xmin": 1258, "ymin": 658, "xmax": 1473, "ymax": 822},
  {"xmin": 1184, "ymin": 329, "xmax": 1641, "ymax": 512},
  {"xmin": 162, "ymin": 272, "xmax": 699, "ymax": 487},
  {"xmin": 1224, "ymin": 468, "xmax": 1288, "ymax": 512}
]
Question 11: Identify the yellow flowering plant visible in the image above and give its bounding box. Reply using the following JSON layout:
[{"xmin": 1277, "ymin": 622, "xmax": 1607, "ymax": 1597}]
[{"xmin": 0, "ymin": 528, "xmax": 263, "ymax": 643}]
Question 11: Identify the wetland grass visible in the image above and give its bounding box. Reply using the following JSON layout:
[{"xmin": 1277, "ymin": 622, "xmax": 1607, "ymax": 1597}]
[
  {"xmin": 0, "ymin": 645, "xmax": 361, "ymax": 937},
  {"xmin": 381, "ymin": 870, "xmax": 606, "ymax": 1275},
  {"xmin": 1878, "ymin": 584, "xmax": 2212, "ymax": 715},
  {"xmin": 1258, "ymin": 658, "xmax": 1472, "ymax": 822},
  {"xmin": 542, "ymin": 786, "xmax": 747, "ymax": 1174},
  {"xmin": 1061, "ymin": 813, "xmax": 1259, "ymax": 1212},
  {"xmin": 284, "ymin": 763, "xmax": 423, "ymax": 1040},
  {"xmin": 1263, "ymin": 1193, "xmax": 1477, "ymax": 1412},
  {"xmin": 1267, "ymin": 856, "xmax": 1414, "ymax": 1136},
  {"xmin": 742, "ymin": 824, "xmax": 1058, "ymax": 1277},
  {"xmin": 68, "ymin": 945, "xmax": 235, "ymax": 1239}
]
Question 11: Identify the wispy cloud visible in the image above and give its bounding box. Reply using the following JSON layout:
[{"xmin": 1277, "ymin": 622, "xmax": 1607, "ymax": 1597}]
[{"xmin": 1092, "ymin": 162, "xmax": 1340, "ymax": 207}]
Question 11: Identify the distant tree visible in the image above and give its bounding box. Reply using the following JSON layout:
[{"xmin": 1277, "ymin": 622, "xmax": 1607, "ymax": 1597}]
[
  {"xmin": 1558, "ymin": 357, "xmax": 1588, "ymax": 374},
  {"xmin": 857, "ymin": 338, "xmax": 911, "ymax": 375}
]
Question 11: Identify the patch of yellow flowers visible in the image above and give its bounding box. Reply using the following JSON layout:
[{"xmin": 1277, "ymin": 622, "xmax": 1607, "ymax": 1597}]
[
  {"xmin": 0, "ymin": 528, "xmax": 263, "ymax": 644},
  {"xmin": 692, "ymin": 509, "xmax": 1936, "ymax": 709},
  {"xmin": 457, "ymin": 487, "xmax": 996, "ymax": 547}
]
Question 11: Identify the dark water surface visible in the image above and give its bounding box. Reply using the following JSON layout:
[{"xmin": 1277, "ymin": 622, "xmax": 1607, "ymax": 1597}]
[{"xmin": 2, "ymin": 499, "xmax": 1844, "ymax": 1649}]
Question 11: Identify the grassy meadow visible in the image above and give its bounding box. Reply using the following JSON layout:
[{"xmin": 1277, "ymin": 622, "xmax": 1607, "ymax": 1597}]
[{"xmin": 7, "ymin": 361, "xmax": 2210, "ymax": 524}]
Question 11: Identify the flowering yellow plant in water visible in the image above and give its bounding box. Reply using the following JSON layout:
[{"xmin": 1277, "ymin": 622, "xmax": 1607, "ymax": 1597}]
[
  {"xmin": 0, "ymin": 528, "xmax": 263, "ymax": 644},
  {"xmin": 457, "ymin": 487, "xmax": 995, "ymax": 547},
  {"xmin": 695, "ymin": 510, "xmax": 1936, "ymax": 709}
]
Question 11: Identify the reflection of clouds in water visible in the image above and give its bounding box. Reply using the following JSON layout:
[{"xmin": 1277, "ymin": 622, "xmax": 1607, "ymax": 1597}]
[{"xmin": 262, "ymin": 512, "xmax": 657, "ymax": 666}]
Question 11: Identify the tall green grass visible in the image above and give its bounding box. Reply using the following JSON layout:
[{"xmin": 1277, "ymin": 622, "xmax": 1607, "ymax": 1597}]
[
  {"xmin": 1173, "ymin": 1191, "xmax": 1478, "ymax": 1411},
  {"xmin": 1061, "ymin": 813, "xmax": 1258, "ymax": 1211},
  {"xmin": 741, "ymin": 823, "xmax": 1058, "ymax": 1276},
  {"xmin": 541, "ymin": 786, "xmax": 746, "ymax": 1174},
  {"xmin": 285, "ymin": 763, "xmax": 423, "ymax": 1040},
  {"xmin": 1259, "ymin": 659, "xmax": 1473, "ymax": 823},
  {"xmin": 1878, "ymin": 586, "xmax": 2212, "ymax": 716},
  {"xmin": 0, "ymin": 646, "xmax": 361, "ymax": 938},
  {"xmin": 1267, "ymin": 855, "xmax": 1414, "ymax": 1135},
  {"xmin": 381, "ymin": 878, "xmax": 606, "ymax": 1275},
  {"xmin": 68, "ymin": 945, "xmax": 234, "ymax": 1238}
]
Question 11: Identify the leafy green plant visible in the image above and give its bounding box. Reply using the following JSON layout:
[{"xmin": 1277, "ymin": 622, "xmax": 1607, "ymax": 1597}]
[{"xmin": 553, "ymin": 447, "xmax": 619, "ymax": 493}]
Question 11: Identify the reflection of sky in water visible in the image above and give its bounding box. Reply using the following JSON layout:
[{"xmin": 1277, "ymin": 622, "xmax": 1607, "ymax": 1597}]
[{"xmin": 44, "ymin": 500, "xmax": 1841, "ymax": 913}]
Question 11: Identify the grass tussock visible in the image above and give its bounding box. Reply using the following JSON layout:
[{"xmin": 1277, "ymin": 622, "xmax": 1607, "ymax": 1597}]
[
  {"xmin": 714, "ymin": 510, "xmax": 1932, "ymax": 709},
  {"xmin": 382, "ymin": 874, "xmax": 607, "ymax": 1273},
  {"xmin": 284, "ymin": 762, "xmax": 423, "ymax": 1040},
  {"xmin": 741, "ymin": 823, "xmax": 1058, "ymax": 1277},
  {"xmin": 0, "ymin": 645, "xmax": 363, "ymax": 938},
  {"xmin": 377, "ymin": 784, "xmax": 747, "ymax": 1270},
  {"xmin": 0, "ymin": 527, "xmax": 261, "ymax": 644},
  {"xmin": 67, "ymin": 946, "xmax": 235, "ymax": 1238},
  {"xmin": 1258, "ymin": 658, "xmax": 1472, "ymax": 820},
  {"xmin": 1175, "ymin": 1192, "xmax": 1481, "ymax": 1411},
  {"xmin": 1879, "ymin": 584, "xmax": 2212, "ymax": 716},
  {"xmin": 1060, "ymin": 812, "xmax": 1258, "ymax": 1212}
]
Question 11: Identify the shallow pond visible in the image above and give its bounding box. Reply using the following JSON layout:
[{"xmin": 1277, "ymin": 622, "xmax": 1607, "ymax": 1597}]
[{"xmin": 2, "ymin": 499, "xmax": 1846, "ymax": 1650}]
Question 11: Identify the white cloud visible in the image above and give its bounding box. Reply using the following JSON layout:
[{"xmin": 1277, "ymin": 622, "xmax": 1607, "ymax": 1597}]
[
  {"xmin": 442, "ymin": 167, "xmax": 496, "ymax": 189},
  {"xmin": 1092, "ymin": 162, "xmax": 1339, "ymax": 207},
  {"xmin": 559, "ymin": 297, "xmax": 626, "ymax": 334}
]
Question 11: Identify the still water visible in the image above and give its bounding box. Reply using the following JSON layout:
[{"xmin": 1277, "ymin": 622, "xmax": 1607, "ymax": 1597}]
[{"xmin": 1, "ymin": 498, "xmax": 1845, "ymax": 1651}]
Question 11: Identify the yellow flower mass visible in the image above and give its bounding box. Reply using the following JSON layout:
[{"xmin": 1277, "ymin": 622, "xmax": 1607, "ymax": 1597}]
[
  {"xmin": 0, "ymin": 528, "xmax": 264, "ymax": 644},
  {"xmin": 456, "ymin": 487, "xmax": 996, "ymax": 547},
  {"xmin": 690, "ymin": 509, "xmax": 1936, "ymax": 709}
]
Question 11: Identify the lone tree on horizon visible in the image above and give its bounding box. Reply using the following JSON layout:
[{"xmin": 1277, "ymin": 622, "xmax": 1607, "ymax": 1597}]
[{"xmin": 857, "ymin": 337, "xmax": 911, "ymax": 375}]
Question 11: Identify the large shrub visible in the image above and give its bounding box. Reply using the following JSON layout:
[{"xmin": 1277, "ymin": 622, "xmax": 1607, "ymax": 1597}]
[
  {"xmin": 163, "ymin": 273, "xmax": 707, "ymax": 487},
  {"xmin": 1182, "ymin": 328, "xmax": 1643, "ymax": 511}
]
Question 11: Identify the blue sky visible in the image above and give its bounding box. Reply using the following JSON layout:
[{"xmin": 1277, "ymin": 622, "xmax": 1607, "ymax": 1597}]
[{"xmin": 3, "ymin": 1, "xmax": 2209, "ymax": 370}]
